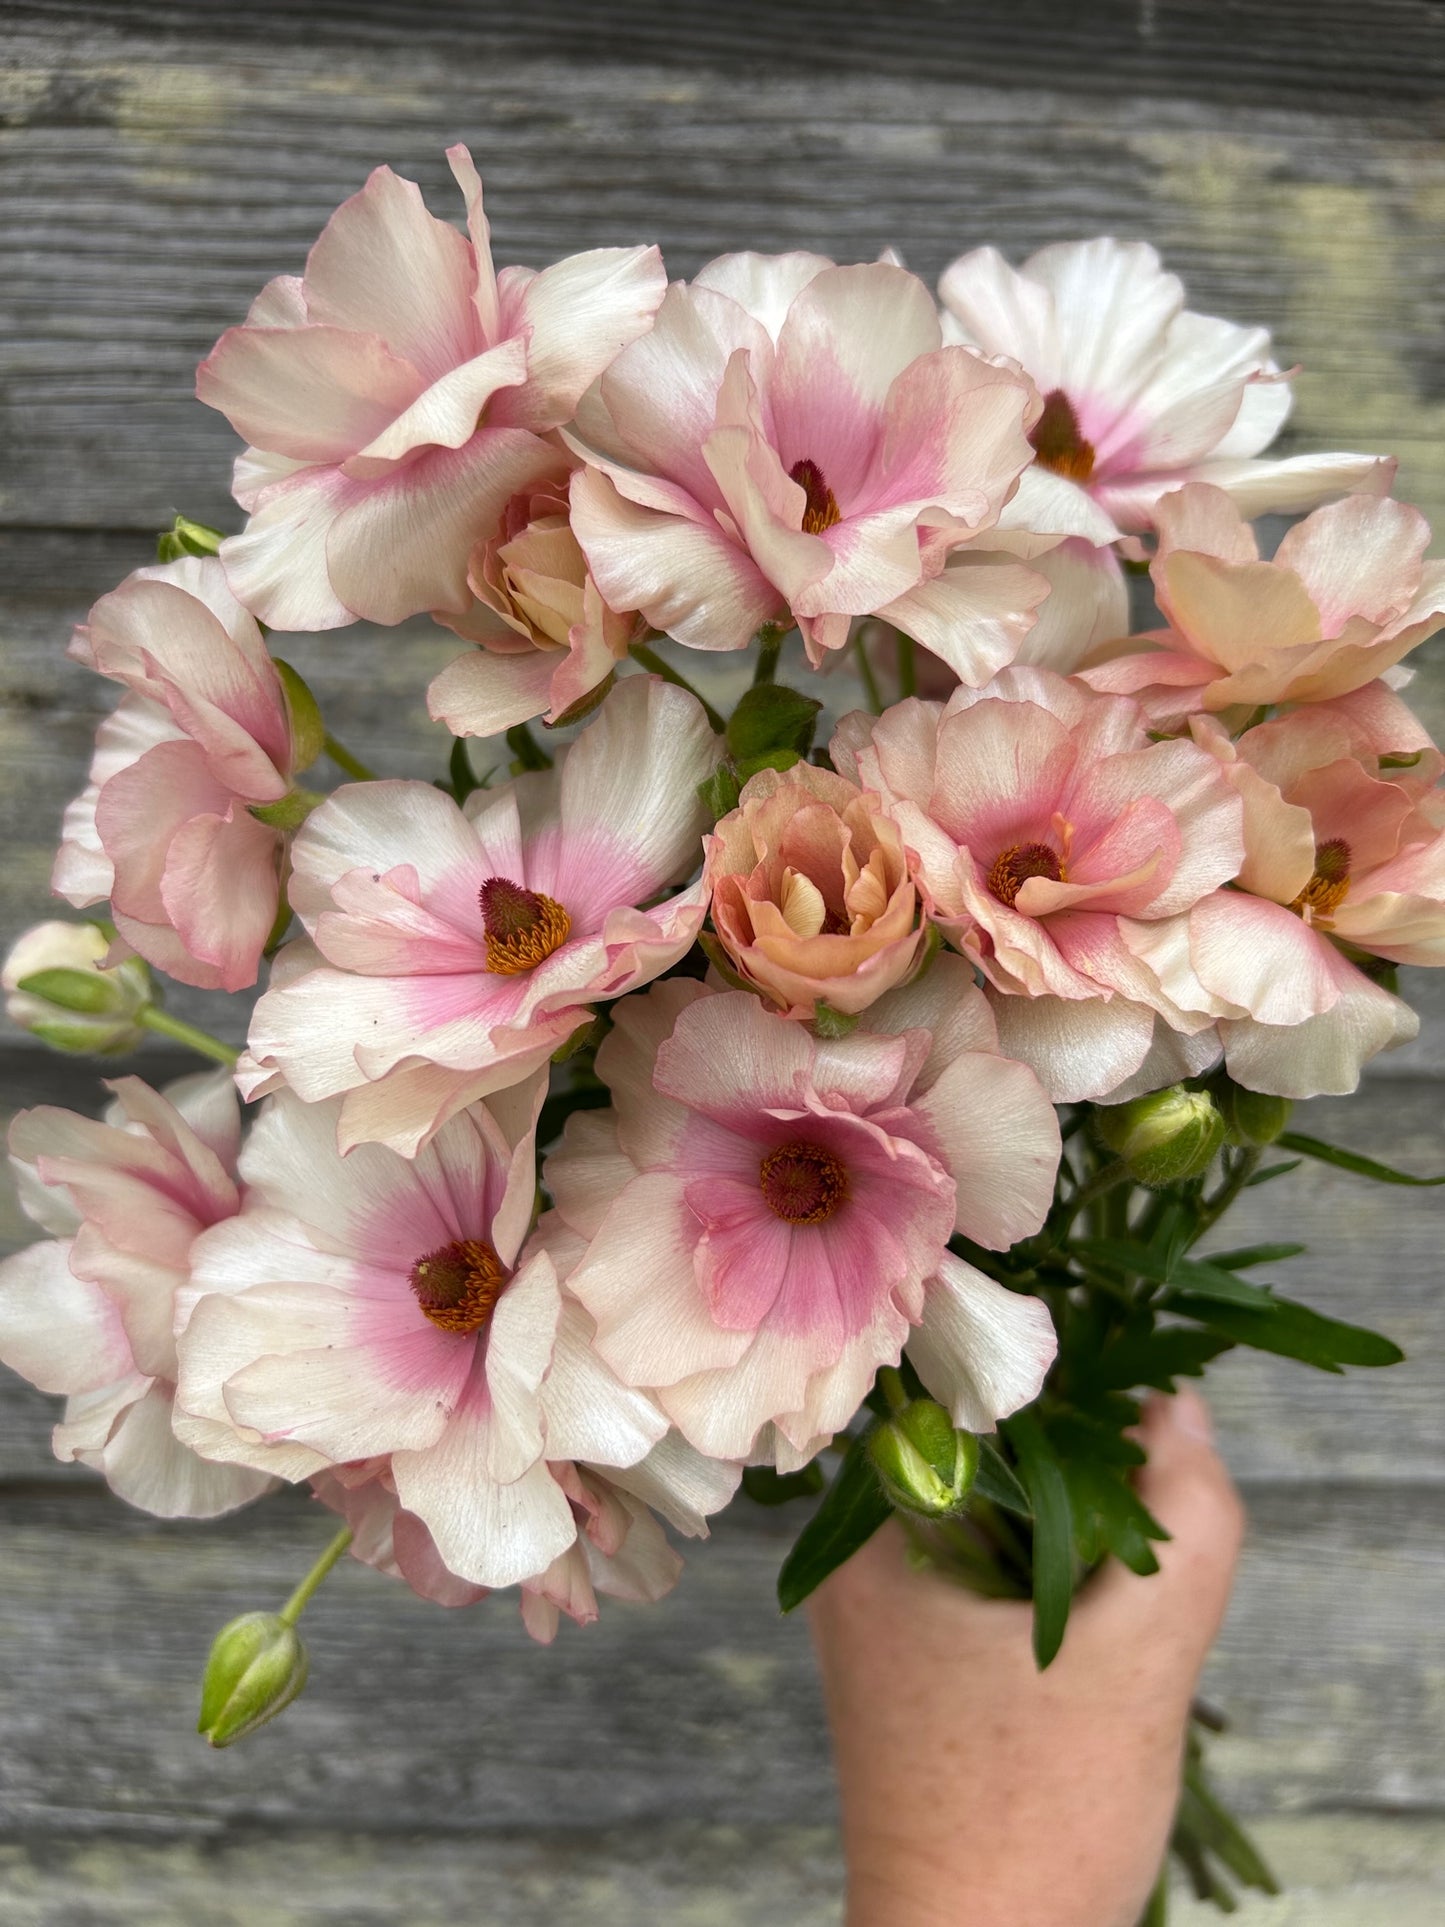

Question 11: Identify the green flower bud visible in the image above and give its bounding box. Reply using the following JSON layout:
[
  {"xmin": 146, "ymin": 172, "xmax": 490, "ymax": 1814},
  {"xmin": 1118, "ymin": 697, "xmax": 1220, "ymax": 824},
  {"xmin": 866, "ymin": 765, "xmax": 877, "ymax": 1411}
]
[
  {"xmin": 1096, "ymin": 1085, "xmax": 1226, "ymax": 1186},
  {"xmin": 4, "ymin": 922, "xmax": 151, "ymax": 1055},
  {"xmin": 249, "ymin": 786, "xmax": 325, "ymax": 832},
  {"xmin": 273, "ymin": 658, "xmax": 326, "ymax": 772},
  {"xmin": 156, "ymin": 514, "xmax": 225, "ymax": 562},
  {"xmin": 1214, "ymin": 1078, "xmax": 1293, "ymax": 1147},
  {"xmin": 868, "ymin": 1398, "xmax": 980, "ymax": 1519},
  {"xmin": 197, "ymin": 1611, "xmax": 309, "ymax": 1748}
]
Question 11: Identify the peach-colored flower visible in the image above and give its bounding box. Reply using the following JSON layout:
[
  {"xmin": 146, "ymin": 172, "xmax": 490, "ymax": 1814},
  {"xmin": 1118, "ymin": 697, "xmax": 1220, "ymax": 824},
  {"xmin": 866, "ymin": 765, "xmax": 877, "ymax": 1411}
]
[
  {"xmin": 0, "ymin": 1070, "xmax": 272, "ymax": 1518},
  {"xmin": 52, "ymin": 558, "xmax": 312, "ymax": 992},
  {"xmin": 1083, "ymin": 485, "xmax": 1445, "ymax": 722},
  {"xmin": 1177, "ymin": 708, "xmax": 1444, "ymax": 1095},
  {"xmin": 197, "ymin": 147, "xmax": 665, "ymax": 631},
  {"xmin": 705, "ymin": 761, "xmax": 926, "ymax": 1017},
  {"xmin": 939, "ymin": 237, "xmax": 1389, "ymax": 534},
  {"xmin": 568, "ymin": 251, "xmax": 1053, "ymax": 677},
  {"xmin": 547, "ymin": 965, "xmax": 1059, "ymax": 1468},
  {"xmin": 429, "ymin": 455, "xmax": 644, "ymax": 738}
]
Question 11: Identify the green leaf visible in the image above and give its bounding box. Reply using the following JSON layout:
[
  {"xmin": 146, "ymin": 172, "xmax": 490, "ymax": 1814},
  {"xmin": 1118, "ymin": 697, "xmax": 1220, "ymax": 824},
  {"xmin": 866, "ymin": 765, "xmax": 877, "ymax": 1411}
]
[
  {"xmin": 1245, "ymin": 1157, "xmax": 1302, "ymax": 1186},
  {"xmin": 1004, "ymin": 1412, "xmax": 1073, "ymax": 1667},
  {"xmin": 777, "ymin": 1429, "xmax": 892, "ymax": 1613},
  {"xmin": 726, "ymin": 682, "xmax": 823, "ymax": 763},
  {"xmin": 1165, "ymin": 1291, "xmax": 1404, "ymax": 1371},
  {"xmin": 742, "ymin": 1462, "xmax": 827, "ymax": 1506},
  {"xmin": 697, "ymin": 763, "xmax": 741, "ymax": 822},
  {"xmin": 973, "ymin": 1439, "xmax": 1032, "ymax": 1517},
  {"xmin": 1056, "ymin": 1447, "xmax": 1167, "ymax": 1576},
  {"xmin": 446, "ymin": 736, "xmax": 482, "ymax": 802},
  {"xmin": 505, "ymin": 723, "xmax": 553, "ymax": 772},
  {"xmin": 1084, "ymin": 1324, "xmax": 1233, "ymax": 1393},
  {"xmin": 734, "ymin": 747, "xmax": 802, "ymax": 782},
  {"xmin": 809, "ymin": 1001, "xmax": 860, "ymax": 1040},
  {"xmin": 1206, "ymin": 1243, "xmax": 1305, "ymax": 1270},
  {"xmin": 1075, "ymin": 1239, "xmax": 1276, "ymax": 1308},
  {"xmin": 1277, "ymin": 1131, "xmax": 1445, "ymax": 1186}
]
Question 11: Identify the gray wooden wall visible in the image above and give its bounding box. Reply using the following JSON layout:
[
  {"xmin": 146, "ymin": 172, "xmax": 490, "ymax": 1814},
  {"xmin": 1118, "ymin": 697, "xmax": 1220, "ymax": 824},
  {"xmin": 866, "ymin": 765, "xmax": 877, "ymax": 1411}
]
[{"xmin": 3, "ymin": 3, "xmax": 1444, "ymax": 1919}]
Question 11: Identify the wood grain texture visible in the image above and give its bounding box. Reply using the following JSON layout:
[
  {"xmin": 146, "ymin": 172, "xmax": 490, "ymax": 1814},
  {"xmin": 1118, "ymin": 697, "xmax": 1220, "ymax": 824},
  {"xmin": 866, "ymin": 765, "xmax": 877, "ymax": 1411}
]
[
  {"xmin": 1, "ymin": 1814, "xmax": 1443, "ymax": 1926},
  {"xmin": 0, "ymin": 1483, "xmax": 1439, "ymax": 1836},
  {"xmin": 3, "ymin": 4, "xmax": 1445, "ymax": 530},
  {"xmin": 3, "ymin": 1, "xmax": 1445, "ymax": 1910}
]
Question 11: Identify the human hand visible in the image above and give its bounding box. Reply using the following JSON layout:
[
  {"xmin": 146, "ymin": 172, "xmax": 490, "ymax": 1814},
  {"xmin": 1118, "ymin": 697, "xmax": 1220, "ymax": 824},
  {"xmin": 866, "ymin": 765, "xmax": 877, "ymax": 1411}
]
[{"xmin": 807, "ymin": 1389, "xmax": 1246, "ymax": 1927}]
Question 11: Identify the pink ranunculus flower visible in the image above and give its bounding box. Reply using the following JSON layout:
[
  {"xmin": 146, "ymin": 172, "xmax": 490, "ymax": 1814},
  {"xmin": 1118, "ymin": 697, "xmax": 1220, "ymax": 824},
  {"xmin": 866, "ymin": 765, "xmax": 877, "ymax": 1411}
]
[
  {"xmin": 1082, "ymin": 485, "xmax": 1445, "ymax": 724},
  {"xmin": 240, "ymin": 675, "xmax": 720, "ymax": 1155},
  {"xmin": 832, "ymin": 668, "xmax": 1245, "ymax": 1102},
  {"xmin": 53, "ymin": 557, "xmax": 313, "ymax": 992},
  {"xmin": 704, "ymin": 760, "xmax": 928, "ymax": 1019},
  {"xmin": 429, "ymin": 453, "xmax": 646, "ymax": 739},
  {"xmin": 1178, "ymin": 708, "xmax": 1443, "ymax": 1096},
  {"xmin": 566, "ymin": 250, "xmax": 1055, "ymax": 679},
  {"xmin": 173, "ymin": 1090, "xmax": 734, "ymax": 1595},
  {"xmin": 0, "ymin": 1070, "xmax": 273, "ymax": 1518},
  {"xmin": 197, "ymin": 146, "xmax": 666, "ymax": 631},
  {"xmin": 546, "ymin": 961, "xmax": 1061, "ymax": 1468},
  {"xmin": 938, "ymin": 237, "xmax": 1391, "ymax": 534}
]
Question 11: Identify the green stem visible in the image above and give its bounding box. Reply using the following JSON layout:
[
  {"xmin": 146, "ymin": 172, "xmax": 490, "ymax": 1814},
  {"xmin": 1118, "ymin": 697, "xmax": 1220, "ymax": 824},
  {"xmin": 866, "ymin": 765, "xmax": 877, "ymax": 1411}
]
[
  {"xmin": 1051, "ymin": 1158, "xmax": 1131, "ymax": 1243},
  {"xmin": 752, "ymin": 625, "xmax": 785, "ymax": 685},
  {"xmin": 138, "ymin": 1007, "xmax": 240, "ymax": 1067},
  {"xmin": 279, "ymin": 1525, "xmax": 353, "ymax": 1627},
  {"xmin": 896, "ymin": 633, "xmax": 917, "ymax": 700},
  {"xmin": 1137, "ymin": 1866, "xmax": 1169, "ymax": 1927},
  {"xmin": 1192, "ymin": 1148, "xmax": 1262, "ymax": 1243},
  {"xmin": 877, "ymin": 1365, "xmax": 909, "ymax": 1415},
  {"xmin": 853, "ymin": 633, "xmax": 885, "ymax": 715},
  {"xmin": 323, "ymin": 733, "xmax": 377, "ymax": 783},
  {"xmin": 629, "ymin": 644, "xmax": 727, "ymax": 733}
]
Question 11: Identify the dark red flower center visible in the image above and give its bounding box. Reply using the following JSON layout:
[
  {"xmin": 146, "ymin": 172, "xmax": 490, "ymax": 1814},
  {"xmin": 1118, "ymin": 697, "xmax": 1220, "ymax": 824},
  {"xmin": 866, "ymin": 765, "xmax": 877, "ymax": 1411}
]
[
  {"xmin": 409, "ymin": 1238, "xmax": 508, "ymax": 1334},
  {"xmin": 1028, "ymin": 389, "xmax": 1096, "ymax": 484},
  {"xmin": 988, "ymin": 841, "xmax": 1064, "ymax": 908},
  {"xmin": 789, "ymin": 458, "xmax": 842, "ymax": 535},
  {"xmin": 759, "ymin": 1140, "xmax": 850, "ymax": 1224},
  {"xmin": 479, "ymin": 876, "xmax": 571, "ymax": 974}
]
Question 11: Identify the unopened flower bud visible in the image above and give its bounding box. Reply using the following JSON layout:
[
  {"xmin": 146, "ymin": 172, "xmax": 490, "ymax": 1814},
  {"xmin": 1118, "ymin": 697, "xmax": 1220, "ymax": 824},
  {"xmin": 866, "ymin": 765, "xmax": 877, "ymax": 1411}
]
[
  {"xmin": 4, "ymin": 921, "xmax": 151, "ymax": 1055},
  {"xmin": 1214, "ymin": 1078, "xmax": 1293, "ymax": 1147},
  {"xmin": 197, "ymin": 1611, "xmax": 309, "ymax": 1748},
  {"xmin": 868, "ymin": 1399, "xmax": 980, "ymax": 1518},
  {"xmin": 1096, "ymin": 1085, "xmax": 1225, "ymax": 1186}
]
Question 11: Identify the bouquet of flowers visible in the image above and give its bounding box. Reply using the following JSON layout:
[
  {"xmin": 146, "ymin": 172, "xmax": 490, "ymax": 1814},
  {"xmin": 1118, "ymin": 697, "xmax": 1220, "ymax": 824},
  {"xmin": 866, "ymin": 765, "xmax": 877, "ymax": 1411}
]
[{"xmin": 5, "ymin": 148, "xmax": 1443, "ymax": 1920}]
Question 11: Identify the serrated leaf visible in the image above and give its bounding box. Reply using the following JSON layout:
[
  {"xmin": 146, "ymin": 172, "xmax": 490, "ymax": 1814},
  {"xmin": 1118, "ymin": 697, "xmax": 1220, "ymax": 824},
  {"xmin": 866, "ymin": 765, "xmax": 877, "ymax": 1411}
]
[
  {"xmin": 742, "ymin": 1462, "xmax": 827, "ymax": 1506},
  {"xmin": 1004, "ymin": 1412, "xmax": 1073, "ymax": 1667},
  {"xmin": 776, "ymin": 1429, "xmax": 891, "ymax": 1612},
  {"xmin": 1165, "ymin": 1291, "xmax": 1404, "ymax": 1371},
  {"xmin": 726, "ymin": 682, "xmax": 823, "ymax": 762},
  {"xmin": 1277, "ymin": 1131, "xmax": 1445, "ymax": 1186},
  {"xmin": 1085, "ymin": 1325, "xmax": 1233, "ymax": 1393},
  {"xmin": 1076, "ymin": 1239, "xmax": 1276, "ymax": 1307},
  {"xmin": 1057, "ymin": 1451, "xmax": 1167, "ymax": 1576},
  {"xmin": 505, "ymin": 722, "xmax": 552, "ymax": 771}
]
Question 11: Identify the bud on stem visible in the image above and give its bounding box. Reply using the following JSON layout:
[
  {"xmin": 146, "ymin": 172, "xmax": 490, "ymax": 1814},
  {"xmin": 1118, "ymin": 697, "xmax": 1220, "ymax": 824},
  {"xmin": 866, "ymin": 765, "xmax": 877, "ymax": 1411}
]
[
  {"xmin": 1096, "ymin": 1086, "xmax": 1225, "ymax": 1187},
  {"xmin": 868, "ymin": 1397, "xmax": 980, "ymax": 1519}
]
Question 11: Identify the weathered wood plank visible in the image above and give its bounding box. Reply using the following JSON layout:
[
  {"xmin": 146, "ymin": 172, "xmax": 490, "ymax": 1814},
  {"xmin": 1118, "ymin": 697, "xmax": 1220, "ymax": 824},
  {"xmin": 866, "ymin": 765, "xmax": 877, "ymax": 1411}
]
[
  {"xmin": 2, "ymin": 9, "xmax": 1444, "ymax": 529},
  {"xmin": 0, "ymin": 1483, "xmax": 1439, "ymax": 1834},
  {"xmin": 0, "ymin": 1812, "xmax": 1442, "ymax": 1927}
]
